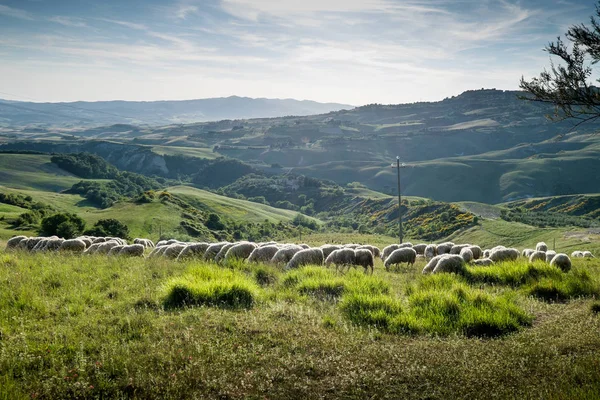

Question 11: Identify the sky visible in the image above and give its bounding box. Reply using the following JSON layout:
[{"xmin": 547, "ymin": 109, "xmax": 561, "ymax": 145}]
[{"xmin": 0, "ymin": 0, "xmax": 595, "ymax": 105}]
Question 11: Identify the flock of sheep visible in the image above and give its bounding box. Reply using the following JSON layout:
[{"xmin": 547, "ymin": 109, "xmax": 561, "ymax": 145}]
[{"xmin": 4, "ymin": 235, "xmax": 595, "ymax": 275}]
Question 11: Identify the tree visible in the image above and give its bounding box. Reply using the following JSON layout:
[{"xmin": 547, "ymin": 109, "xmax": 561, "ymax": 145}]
[
  {"xmin": 40, "ymin": 213, "xmax": 86, "ymax": 239},
  {"xmin": 520, "ymin": 2, "xmax": 600, "ymax": 126},
  {"xmin": 84, "ymin": 219, "xmax": 130, "ymax": 239}
]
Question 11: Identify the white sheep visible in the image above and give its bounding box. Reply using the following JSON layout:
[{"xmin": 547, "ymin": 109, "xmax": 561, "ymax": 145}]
[
  {"xmin": 284, "ymin": 248, "xmax": 324, "ymax": 270},
  {"xmin": 529, "ymin": 251, "xmax": 546, "ymax": 263},
  {"xmin": 483, "ymin": 249, "xmax": 491, "ymax": 258},
  {"xmin": 522, "ymin": 249, "xmax": 535, "ymax": 258},
  {"xmin": 460, "ymin": 247, "xmax": 474, "ymax": 263},
  {"xmin": 422, "ymin": 255, "xmax": 443, "ymax": 274},
  {"xmin": 43, "ymin": 238, "xmax": 65, "ymax": 252},
  {"xmin": 545, "ymin": 250, "xmax": 557, "ymax": 263},
  {"xmin": 472, "ymin": 258, "xmax": 494, "ymax": 266},
  {"xmin": 6, "ymin": 235, "xmax": 27, "ymax": 250},
  {"xmin": 356, "ymin": 245, "xmax": 380, "ymax": 258},
  {"xmin": 96, "ymin": 241, "xmax": 120, "ymax": 255},
  {"xmin": 550, "ymin": 253, "xmax": 572, "ymax": 272},
  {"xmin": 432, "ymin": 254, "xmax": 466, "ymax": 275},
  {"xmin": 107, "ymin": 245, "xmax": 125, "ymax": 256},
  {"xmin": 384, "ymin": 248, "xmax": 417, "ymax": 271},
  {"xmin": 354, "ymin": 249, "xmax": 374, "ymax": 274},
  {"xmin": 271, "ymin": 245, "xmax": 303, "ymax": 265},
  {"xmin": 571, "ymin": 251, "xmax": 583, "ymax": 258},
  {"xmin": 163, "ymin": 244, "xmax": 187, "ymax": 260},
  {"xmin": 424, "ymin": 244, "xmax": 436, "ymax": 259},
  {"xmin": 381, "ymin": 244, "xmax": 400, "ymax": 260},
  {"xmin": 436, "ymin": 242, "xmax": 454, "ymax": 255},
  {"xmin": 489, "ymin": 248, "xmax": 519, "ymax": 262},
  {"xmin": 92, "ymin": 237, "xmax": 107, "ymax": 244},
  {"xmin": 214, "ymin": 243, "xmax": 236, "ymax": 263},
  {"xmin": 224, "ymin": 242, "xmax": 258, "ymax": 263},
  {"xmin": 325, "ymin": 248, "xmax": 356, "ymax": 272},
  {"xmin": 59, "ymin": 239, "xmax": 86, "ymax": 253},
  {"xmin": 583, "ymin": 251, "xmax": 594, "ymax": 258},
  {"xmin": 536, "ymin": 242, "xmax": 548, "ymax": 252},
  {"xmin": 134, "ymin": 238, "xmax": 155, "ymax": 248},
  {"xmin": 203, "ymin": 242, "xmax": 230, "ymax": 261},
  {"xmin": 119, "ymin": 244, "xmax": 145, "ymax": 257},
  {"xmin": 343, "ymin": 243, "xmax": 361, "ymax": 249},
  {"xmin": 247, "ymin": 245, "xmax": 280, "ymax": 263},
  {"xmin": 84, "ymin": 243, "xmax": 102, "ymax": 255},
  {"xmin": 177, "ymin": 243, "xmax": 210, "ymax": 261},
  {"xmin": 412, "ymin": 244, "xmax": 427, "ymax": 255},
  {"xmin": 450, "ymin": 244, "xmax": 470, "ymax": 255},
  {"xmin": 320, "ymin": 244, "xmax": 341, "ymax": 259},
  {"xmin": 76, "ymin": 237, "xmax": 92, "ymax": 249},
  {"xmin": 468, "ymin": 245, "xmax": 483, "ymax": 260}
]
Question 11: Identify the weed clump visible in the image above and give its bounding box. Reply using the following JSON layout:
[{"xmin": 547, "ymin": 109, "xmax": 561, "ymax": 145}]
[
  {"xmin": 527, "ymin": 269, "xmax": 599, "ymax": 302},
  {"xmin": 163, "ymin": 266, "xmax": 259, "ymax": 309}
]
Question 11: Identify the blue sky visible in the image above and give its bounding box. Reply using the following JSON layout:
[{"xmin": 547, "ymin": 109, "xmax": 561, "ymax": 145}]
[{"xmin": 0, "ymin": 0, "xmax": 595, "ymax": 105}]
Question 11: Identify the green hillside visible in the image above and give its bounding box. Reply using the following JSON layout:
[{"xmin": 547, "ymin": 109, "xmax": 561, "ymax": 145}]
[{"xmin": 0, "ymin": 154, "xmax": 84, "ymax": 191}]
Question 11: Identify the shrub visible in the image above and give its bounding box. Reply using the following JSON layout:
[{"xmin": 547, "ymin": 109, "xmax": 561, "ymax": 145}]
[
  {"xmin": 591, "ymin": 302, "xmax": 600, "ymax": 314},
  {"xmin": 84, "ymin": 219, "xmax": 130, "ymax": 239},
  {"xmin": 40, "ymin": 213, "xmax": 86, "ymax": 239}
]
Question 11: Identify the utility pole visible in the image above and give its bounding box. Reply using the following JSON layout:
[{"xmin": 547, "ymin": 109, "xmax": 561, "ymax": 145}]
[{"xmin": 392, "ymin": 157, "xmax": 406, "ymax": 244}]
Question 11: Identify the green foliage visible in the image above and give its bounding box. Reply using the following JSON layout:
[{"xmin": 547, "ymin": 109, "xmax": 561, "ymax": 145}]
[
  {"xmin": 192, "ymin": 158, "xmax": 256, "ymax": 188},
  {"xmin": 163, "ymin": 266, "xmax": 259, "ymax": 309},
  {"xmin": 292, "ymin": 213, "xmax": 319, "ymax": 230},
  {"xmin": 51, "ymin": 153, "xmax": 119, "ymax": 179},
  {"xmin": 84, "ymin": 219, "xmax": 130, "ymax": 239},
  {"xmin": 527, "ymin": 269, "xmax": 599, "ymax": 302},
  {"xmin": 40, "ymin": 213, "xmax": 86, "ymax": 238},
  {"xmin": 466, "ymin": 262, "xmax": 564, "ymax": 286}
]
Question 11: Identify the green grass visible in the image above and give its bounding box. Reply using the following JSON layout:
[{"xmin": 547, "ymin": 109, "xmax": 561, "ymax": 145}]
[
  {"xmin": 0, "ymin": 154, "xmax": 82, "ymax": 191},
  {"xmin": 2, "ymin": 253, "xmax": 600, "ymax": 398},
  {"xmin": 151, "ymin": 145, "xmax": 219, "ymax": 159}
]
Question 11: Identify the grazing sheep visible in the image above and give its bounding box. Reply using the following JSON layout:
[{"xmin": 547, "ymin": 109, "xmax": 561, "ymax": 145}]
[
  {"xmin": 76, "ymin": 237, "xmax": 92, "ymax": 249},
  {"xmin": 177, "ymin": 243, "xmax": 210, "ymax": 261},
  {"xmin": 472, "ymin": 258, "xmax": 494, "ymax": 266},
  {"xmin": 32, "ymin": 239, "xmax": 49, "ymax": 252},
  {"xmin": 424, "ymin": 244, "xmax": 436, "ymax": 259},
  {"xmin": 529, "ymin": 251, "xmax": 546, "ymax": 263},
  {"xmin": 203, "ymin": 242, "xmax": 230, "ymax": 261},
  {"xmin": 436, "ymin": 242, "xmax": 454, "ymax": 255},
  {"xmin": 536, "ymin": 242, "xmax": 548, "ymax": 252},
  {"xmin": 43, "ymin": 238, "xmax": 65, "ymax": 252},
  {"xmin": 320, "ymin": 244, "xmax": 342, "ymax": 259},
  {"xmin": 107, "ymin": 245, "xmax": 125, "ymax": 256},
  {"xmin": 422, "ymin": 255, "xmax": 443, "ymax": 274},
  {"xmin": 271, "ymin": 245, "xmax": 303, "ymax": 266},
  {"xmin": 23, "ymin": 237, "xmax": 45, "ymax": 251},
  {"xmin": 149, "ymin": 245, "xmax": 170, "ymax": 259},
  {"xmin": 325, "ymin": 248, "xmax": 356, "ymax": 271},
  {"xmin": 412, "ymin": 244, "xmax": 427, "ymax": 255},
  {"xmin": 298, "ymin": 244, "xmax": 310, "ymax": 249},
  {"xmin": 583, "ymin": 251, "xmax": 594, "ymax": 258},
  {"xmin": 84, "ymin": 243, "xmax": 102, "ymax": 255},
  {"xmin": 460, "ymin": 247, "xmax": 474, "ymax": 263},
  {"xmin": 354, "ymin": 249, "xmax": 374, "ymax": 274},
  {"xmin": 550, "ymin": 253, "xmax": 572, "ymax": 272},
  {"xmin": 259, "ymin": 241, "xmax": 278, "ymax": 247},
  {"xmin": 489, "ymin": 248, "xmax": 519, "ymax": 263},
  {"xmin": 59, "ymin": 239, "xmax": 86, "ymax": 253},
  {"xmin": 384, "ymin": 248, "xmax": 417, "ymax": 271},
  {"xmin": 285, "ymin": 248, "xmax": 324, "ymax": 270},
  {"xmin": 163, "ymin": 244, "xmax": 187, "ymax": 260},
  {"xmin": 483, "ymin": 249, "xmax": 491, "ymax": 258},
  {"xmin": 6, "ymin": 235, "xmax": 27, "ymax": 250},
  {"xmin": 343, "ymin": 244, "xmax": 361, "ymax": 249},
  {"xmin": 450, "ymin": 244, "xmax": 470, "ymax": 255},
  {"xmin": 247, "ymin": 245, "xmax": 280, "ymax": 263},
  {"xmin": 545, "ymin": 250, "xmax": 557, "ymax": 263},
  {"xmin": 224, "ymin": 242, "xmax": 258, "ymax": 263},
  {"xmin": 96, "ymin": 241, "xmax": 120, "ymax": 255},
  {"xmin": 357, "ymin": 245, "xmax": 380, "ymax": 258},
  {"xmin": 468, "ymin": 246, "xmax": 483, "ymax": 260},
  {"xmin": 134, "ymin": 238, "xmax": 155, "ymax": 248},
  {"xmin": 156, "ymin": 240, "xmax": 168, "ymax": 247},
  {"xmin": 432, "ymin": 254, "xmax": 466, "ymax": 275},
  {"xmin": 571, "ymin": 251, "xmax": 583, "ymax": 258},
  {"xmin": 214, "ymin": 243, "xmax": 236, "ymax": 263},
  {"xmin": 522, "ymin": 249, "xmax": 535, "ymax": 258},
  {"xmin": 381, "ymin": 244, "xmax": 400, "ymax": 260},
  {"xmin": 119, "ymin": 244, "xmax": 145, "ymax": 257},
  {"xmin": 92, "ymin": 237, "xmax": 107, "ymax": 244}
]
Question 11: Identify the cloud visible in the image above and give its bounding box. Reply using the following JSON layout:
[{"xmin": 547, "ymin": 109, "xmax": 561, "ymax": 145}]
[
  {"xmin": 97, "ymin": 18, "xmax": 147, "ymax": 31},
  {"xmin": 175, "ymin": 5, "xmax": 199, "ymax": 19},
  {"xmin": 0, "ymin": 4, "xmax": 34, "ymax": 20},
  {"xmin": 48, "ymin": 16, "xmax": 88, "ymax": 28}
]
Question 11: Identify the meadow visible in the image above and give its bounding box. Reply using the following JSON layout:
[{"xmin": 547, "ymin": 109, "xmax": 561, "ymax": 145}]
[{"xmin": 1, "ymin": 248, "xmax": 600, "ymax": 399}]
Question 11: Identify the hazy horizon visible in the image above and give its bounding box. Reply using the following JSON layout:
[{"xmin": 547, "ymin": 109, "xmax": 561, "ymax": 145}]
[{"xmin": 0, "ymin": 0, "xmax": 593, "ymax": 105}]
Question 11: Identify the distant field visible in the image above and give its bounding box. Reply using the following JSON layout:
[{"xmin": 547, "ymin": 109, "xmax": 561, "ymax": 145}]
[
  {"xmin": 152, "ymin": 145, "xmax": 218, "ymax": 159},
  {"xmin": 0, "ymin": 154, "xmax": 82, "ymax": 191}
]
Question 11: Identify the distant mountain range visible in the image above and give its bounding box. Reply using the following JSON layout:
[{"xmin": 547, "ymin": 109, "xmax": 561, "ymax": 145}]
[{"xmin": 0, "ymin": 96, "xmax": 354, "ymax": 127}]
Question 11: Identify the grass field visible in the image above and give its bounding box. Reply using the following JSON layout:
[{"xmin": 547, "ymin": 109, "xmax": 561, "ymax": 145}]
[
  {"xmin": 1, "ymin": 251, "xmax": 599, "ymax": 399},
  {"xmin": 0, "ymin": 154, "xmax": 82, "ymax": 191},
  {"xmin": 151, "ymin": 145, "xmax": 219, "ymax": 159}
]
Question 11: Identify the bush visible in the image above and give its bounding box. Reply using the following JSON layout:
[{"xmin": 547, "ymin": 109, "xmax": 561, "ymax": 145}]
[
  {"xmin": 40, "ymin": 213, "xmax": 86, "ymax": 239},
  {"xmin": 84, "ymin": 219, "xmax": 130, "ymax": 239},
  {"xmin": 163, "ymin": 266, "xmax": 259, "ymax": 309}
]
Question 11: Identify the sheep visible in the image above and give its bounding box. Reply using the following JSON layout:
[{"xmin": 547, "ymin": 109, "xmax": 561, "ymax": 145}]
[
  {"xmin": 422, "ymin": 255, "xmax": 443, "ymax": 274},
  {"xmin": 436, "ymin": 242, "xmax": 454, "ymax": 255},
  {"xmin": 284, "ymin": 248, "xmax": 324, "ymax": 270},
  {"xmin": 354, "ymin": 248, "xmax": 374, "ymax": 274},
  {"xmin": 320, "ymin": 244, "xmax": 342, "ymax": 259},
  {"xmin": 298, "ymin": 244, "xmax": 310, "ymax": 249},
  {"xmin": 59, "ymin": 239, "xmax": 86, "ymax": 253},
  {"xmin": 529, "ymin": 251, "xmax": 546, "ymax": 263},
  {"xmin": 149, "ymin": 245, "xmax": 170, "ymax": 259},
  {"xmin": 412, "ymin": 244, "xmax": 427, "ymax": 255},
  {"xmin": 432, "ymin": 254, "xmax": 466, "ymax": 275},
  {"xmin": 483, "ymin": 249, "xmax": 491, "ymax": 258},
  {"xmin": 571, "ymin": 251, "xmax": 583, "ymax": 258},
  {"xmin": 271, "ymin": 245, "xmax": 303, "ymax": 266},
  {"xmin": 96, "ymin": 241, "xmax": 120, "ymax": 255},
  {"xmin": 536, "ymin": 242, "xmax": 548, "ymax": 252},
  {"xmin": 424, "ymin": 244, "xmax": 436, "ymax": 259},
  {"xmin": 384, "ymin": 248, "xmax": 417, "ymax": 271},
  {"xmin": 177, "ymin": 243, "xmax": 210, "ymax": 261},
  {"xmin": 356, "ymin": 245, "xmax": 380, "ymax": 258},
  {"xmin": 23, "ymin": 237, "xmax": 44, "ymax": 251},
  {"xmin": 343, "ymin": 244, "xmax": 361, "ymax": 249},
  {"xmin": 107, "ymin": 245, "xmax": 125, "ymax": 256},
  {"xmin": 583, "ymin": 251, "xmax": 594, "ymax": 258},
  {"xmin": 84, "ymin": 243, "xmax": 102, "ymax": 255},
  {"xmin": 6, "ymin": 235, "xmax": 27, "ymax": 250},
  {"xmin": 32, "ymin": 238, "xmax": 50, "ymax": 252},
  {"xmin": 134, "ymin": 238, "xmax": 155, "ymax": 248},
  {"xmin": 325, "ymin": 248, "xmax": 356, "ymax": 272},
  {"xmin": 450, "ymin": 244, "xmax": 470, "ymax": 255},
  {"xmin": 522, "ymin": 249, "xmax": 535, "ymax": 258},
  {"xmin": 259, "ymin": 241, "xmax": 278, "ymax": 247},
  {"xmin": 92, "ymin": 237, "xmax": 107, "ymax": 244},
  {"xmin": 472, "ymin": 258, "xmax": 494, "ymax": 266},
  {"xmin": 43, "ymin": 238, "xmax": 65, "ymax": 252},
  {"xmin": 203, "ymin": 242, "xmax": 230, "ymax": 262},
  {"xmin": 381, "ymin": 244, "xmax": 400, "ymax": 260},
  {"xmin": 163, "ymin": 244, "xmax": 187, "ymax": 260},
  {"xmin": 550, "ymin": 253, "xmax": 572, "ymax": 272},
  {"xmin": 224, "ymin": 242, "xmax": 258, "ymax": 263},
  {"xmin": 468, "ymin": 246, "xmax": 483, "ymax": 260},
  {"xmin": 459, "ymin": 247, "xmax": 474, "ymax": 263},
  {"xmin": 545, "ymin": 250, "xmax": 557, "ymax": 263},
  {"xmin": 247, "ymin": 245, "xmax": 280, "ymax": 263},
  {"xmin": 489, "ymin": 248, "xmax": 519, "ymax": 262},
  {"xmin": 119, "ymin": 244, "xmax": 145, "ymax": 258},
  {"xmin": 76, "ymin": 237, "xmax": 92, "ymax": 249},
  {"xmin": 214, "ymin": 243, "xmax": 236, "ymax": 263}
]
